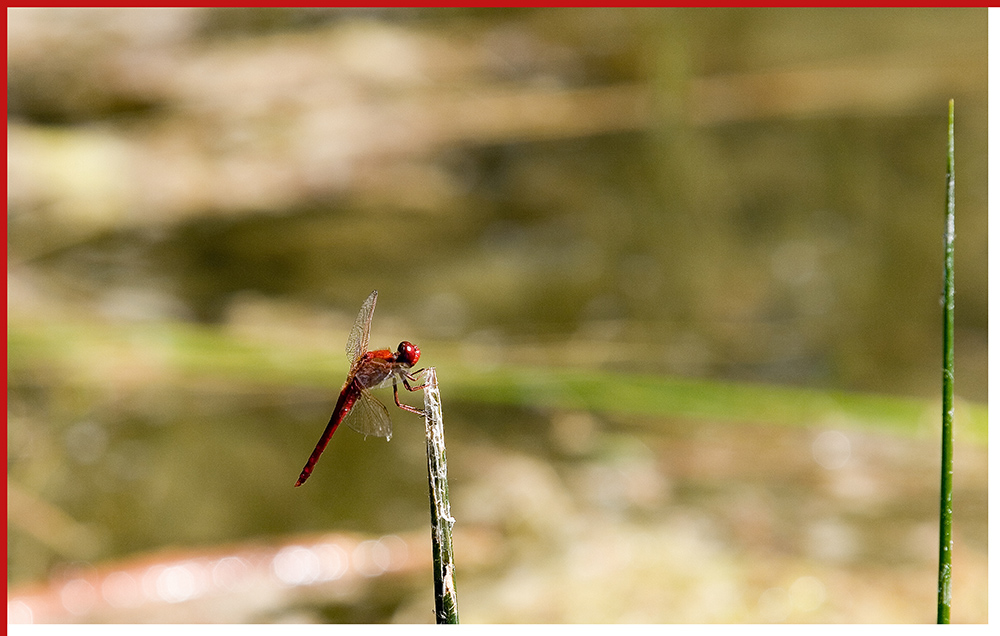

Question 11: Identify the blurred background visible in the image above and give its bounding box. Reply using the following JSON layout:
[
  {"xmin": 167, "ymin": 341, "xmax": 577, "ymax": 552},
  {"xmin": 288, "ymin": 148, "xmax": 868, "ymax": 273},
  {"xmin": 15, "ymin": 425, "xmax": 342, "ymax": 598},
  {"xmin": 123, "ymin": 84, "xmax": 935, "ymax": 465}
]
[{"xmin": 7, "ymin": 7, "xmax": 987, "ymax": 624}]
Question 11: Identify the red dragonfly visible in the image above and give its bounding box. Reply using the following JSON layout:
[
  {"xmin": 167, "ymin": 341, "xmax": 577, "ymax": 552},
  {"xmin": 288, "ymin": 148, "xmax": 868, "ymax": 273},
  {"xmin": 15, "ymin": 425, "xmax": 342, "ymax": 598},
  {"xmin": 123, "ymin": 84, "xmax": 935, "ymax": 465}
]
[{"xmin": 295, "ymin": 290, "xmax": 425, "ymax": 487}]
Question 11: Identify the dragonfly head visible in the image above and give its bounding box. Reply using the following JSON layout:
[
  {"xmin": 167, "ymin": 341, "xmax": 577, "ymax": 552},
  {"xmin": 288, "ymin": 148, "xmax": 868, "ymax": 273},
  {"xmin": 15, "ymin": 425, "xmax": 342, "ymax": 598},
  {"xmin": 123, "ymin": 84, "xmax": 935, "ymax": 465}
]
[{"xmin": 396, "ymin": 341, "xmax": 420, "ymax": 368}]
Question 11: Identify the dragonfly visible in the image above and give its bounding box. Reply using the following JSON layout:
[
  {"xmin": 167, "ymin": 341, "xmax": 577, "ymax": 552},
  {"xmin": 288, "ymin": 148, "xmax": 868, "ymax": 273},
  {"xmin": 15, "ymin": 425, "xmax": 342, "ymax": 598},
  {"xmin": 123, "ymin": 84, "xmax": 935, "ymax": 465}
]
[{"xmin": 295, "ymin": 290, "xmax": 425, "ymax": 487}]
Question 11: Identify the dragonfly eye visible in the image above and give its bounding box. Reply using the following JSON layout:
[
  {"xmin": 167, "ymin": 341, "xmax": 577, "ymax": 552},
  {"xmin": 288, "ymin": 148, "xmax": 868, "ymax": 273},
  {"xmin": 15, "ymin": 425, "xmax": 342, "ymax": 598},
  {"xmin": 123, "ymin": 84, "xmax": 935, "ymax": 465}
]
[{"xmin": 397, "ymin": 341, "xmax": 420, "ymax": 366}]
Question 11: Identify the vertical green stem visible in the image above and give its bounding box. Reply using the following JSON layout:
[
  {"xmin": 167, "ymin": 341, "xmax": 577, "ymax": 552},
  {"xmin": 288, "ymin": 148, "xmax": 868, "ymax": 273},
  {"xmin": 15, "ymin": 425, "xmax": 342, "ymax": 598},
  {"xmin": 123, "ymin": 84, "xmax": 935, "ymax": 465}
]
[
  {"xmin": 937, "ymin": 99, "xmax": 955, "ymax": 624},
  {"xmin": 422, "ymin": 367, "xmax": 459, "ymax": 624}
]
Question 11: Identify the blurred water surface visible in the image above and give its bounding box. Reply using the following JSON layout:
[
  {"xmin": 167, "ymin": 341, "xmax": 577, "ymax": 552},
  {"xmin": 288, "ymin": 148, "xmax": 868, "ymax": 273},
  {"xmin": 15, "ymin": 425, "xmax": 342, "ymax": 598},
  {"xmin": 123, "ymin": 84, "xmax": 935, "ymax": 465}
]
[{"xmin": 7, "ymin": 8, "xmax": 987, "ymax": 623}]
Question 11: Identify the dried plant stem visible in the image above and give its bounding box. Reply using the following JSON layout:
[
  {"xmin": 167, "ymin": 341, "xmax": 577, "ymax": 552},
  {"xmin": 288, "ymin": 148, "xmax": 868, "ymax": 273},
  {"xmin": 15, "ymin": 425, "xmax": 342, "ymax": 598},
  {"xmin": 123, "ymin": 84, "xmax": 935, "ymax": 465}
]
[{"xmin": 422, "ymin": 367, "xmax": 459, "ymax": 624}]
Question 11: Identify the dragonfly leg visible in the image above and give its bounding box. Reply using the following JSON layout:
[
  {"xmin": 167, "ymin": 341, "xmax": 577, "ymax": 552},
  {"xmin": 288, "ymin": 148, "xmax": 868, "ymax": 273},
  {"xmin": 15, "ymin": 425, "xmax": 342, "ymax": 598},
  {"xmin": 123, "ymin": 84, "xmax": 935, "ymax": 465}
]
[
  {"xmin": 393, "ymin": 378, "xmax": 426, "ymax": 415},
  {"xmin": 402, "ymin": 369, "xmax": 427, "ymax": 392}
]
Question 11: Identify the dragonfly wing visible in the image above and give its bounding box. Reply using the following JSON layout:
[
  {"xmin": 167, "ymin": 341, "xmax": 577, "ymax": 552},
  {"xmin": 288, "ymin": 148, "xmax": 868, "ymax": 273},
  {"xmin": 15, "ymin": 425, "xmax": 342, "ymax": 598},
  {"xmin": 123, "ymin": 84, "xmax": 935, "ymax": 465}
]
[
  {"xmin": 345, "ymin": 290, "xmax": 378, "ymax": 361},
  {"xmin": 342, "ymin": 387, "xmax": 393, "ymax": 440}
]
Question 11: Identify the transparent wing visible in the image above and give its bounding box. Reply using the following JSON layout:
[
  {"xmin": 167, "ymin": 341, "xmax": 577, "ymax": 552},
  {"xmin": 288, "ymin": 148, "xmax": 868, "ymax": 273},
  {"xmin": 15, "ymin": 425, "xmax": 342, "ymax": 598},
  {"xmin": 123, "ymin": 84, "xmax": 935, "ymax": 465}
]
[
  {"xmin": 345, "ymin": 290, "xmax": 378, "ymax": 361},
  {"xmin": 342, "ymin": 387, "xmax": 393, "ymax": 440}
]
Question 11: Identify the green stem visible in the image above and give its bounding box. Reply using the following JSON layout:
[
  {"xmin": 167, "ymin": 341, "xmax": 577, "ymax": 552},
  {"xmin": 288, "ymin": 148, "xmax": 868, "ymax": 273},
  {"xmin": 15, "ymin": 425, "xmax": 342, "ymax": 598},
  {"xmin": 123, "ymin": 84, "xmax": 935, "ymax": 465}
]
[
  {"xmin": 422, "ymin": 367, "xmax": 460, "ymax": 624},
  {"xmin": 937, "ymin": 99, "xmax": 955, "ymax": 625}
]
